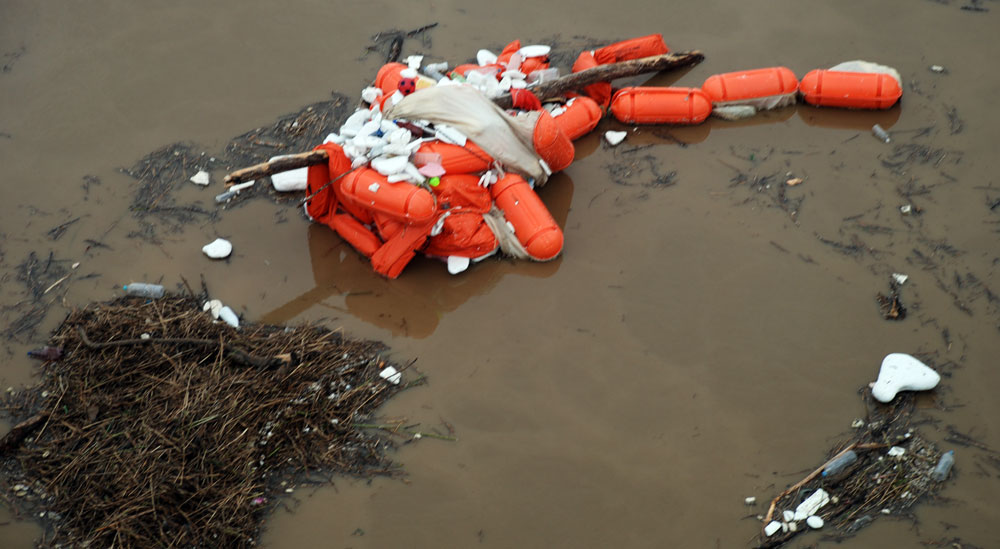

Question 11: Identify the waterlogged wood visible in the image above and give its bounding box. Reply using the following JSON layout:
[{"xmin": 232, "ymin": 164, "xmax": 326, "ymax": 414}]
[
  {"xmin": 223, "ymin": 51, "xmax": 704, "ymax": 185},
  {"xmin": 493, "ymin": 51, "xmax": 705, "ymax": 109}
]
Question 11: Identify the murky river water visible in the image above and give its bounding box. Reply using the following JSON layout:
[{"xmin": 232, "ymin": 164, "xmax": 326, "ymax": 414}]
[{"xmin": 2, "ymin": 1, "xmax": 998, "ymax": 547}]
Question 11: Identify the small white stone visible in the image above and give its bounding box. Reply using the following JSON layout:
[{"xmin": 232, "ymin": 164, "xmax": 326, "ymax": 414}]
[
  {"xmin": 892, "ymin": 273, "xmax": 908, "ymax": 285},
  {"xmin": 806, "ymin": 515, "xmax": 824, "ymax": 529},
  {"xmin": 744, "ymin": 496, "xmax": 756, "ymax": 506},
  {"xmin": 604, "ymin": 131, "xmax": 627, "ymax": 146},
  {"xmin": 190, "ymin": 170, "xmax": 210, "ymax": 186},
  {"xmin": 202, "ymin": 238, "xmax": 233, "ymax": 259},
  {"xmin": 379, "ymin": 366, "xmax": 401, "ymax": 385},
  {"xmin": 764, "ymin": 521, "xmax": 782, "ymax": 536},
  {"xmin": 888, "ymin": 446, "xmax": 906, "ymax": 457}
]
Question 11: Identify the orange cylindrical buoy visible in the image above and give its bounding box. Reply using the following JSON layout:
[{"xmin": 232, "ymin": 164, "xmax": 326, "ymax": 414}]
[
  {"xmin": 417, "ymin": 141, "xmax": 493, "ymax": 174},
  {"xmin": 532, "ymin": 110, "xmax": 575, "ymax": 173},
  {"xmin": 799, "ymin": 70, "xmax": 902, "ymax": 109},
  {"xmin": 374, "ymin": 63, "xmax": 408, "ymax": 96},
  {"xmin": 593, "ymin": 34, "xmax": 670, "ymax": 65},
  {"xmin": 552, "ymin": 96, "xmax": 603, "ymax": 141},
  {"xmin": 330, "ymin": 213, "xmax": 381, "ymax": 258},
  {"xmin": 490, "ymin": 173, "xmax": 564, "ymax": 261},
  {"xmin": 431, "ymin": 174, "xmax": 493, "ymax": 212},
  {"xmin": 702, "ymin": 66, "xmax": 799, "ymax": 108},
  {"xmin": 339, "ymin": 168, "xmax": 436, "ymax": 223},
  {"xmin": 424, "ymin": 212, "xmax": 499, "ymax": 259},
  {"xmin": 610, "ymin": 87, "xmax": 713, "ymax": 125},
  {"xmin": 305, "ymin": 143, "xmax": 352, "ymax": 224},
  {"xmin": 572, "ymin": 51, "xmax": 612, "ymax": 107}
]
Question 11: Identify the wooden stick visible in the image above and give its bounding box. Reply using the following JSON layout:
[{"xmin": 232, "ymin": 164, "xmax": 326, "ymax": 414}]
[{"xmin": 223, "ymin": 51, "xmax": 704, "ymax": 185}]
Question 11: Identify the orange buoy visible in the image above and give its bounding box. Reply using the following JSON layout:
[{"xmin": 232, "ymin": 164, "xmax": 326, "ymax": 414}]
[
  {"xmin": 520, "ymin": 56, "xmax": 549, "ymax": 75},
  {"xmin": 799, "ymin": 69, "xmax": 902, "ymax": 109},
  {"xmin": 593, "ymin": 34, "xmax": 669, "ymax": 65},
  {"xmin": 490, "ymin": 174, "xmax": 563, "ymax": 261},
  {"xmin": 423, "ymin": 211, "xmax": 499, "ymax": 259},
  {"xmin": 572, "ymin": 51, "xmax": 612, "ymax": 107},
  {"xmin": 610, "ymin": 87, "xmax": 713, "ymax": 125},
  {"xmin": 532, "ymin": 110, "xmax": 574, "ymax": 173},
  {"xmin": 374, "ymin": 63, "xmax": 408, "ymax": 96},
  {"xmin": 330, "ymin": 213, "xmax": 381, "ymax": 258},
  {"xmin": 496, "ymin": 40, "xmax": 522, "ymax": 65},
  {"xmin": 339, "ymin": 168, "xmax": 436, "ymax": 223},
  {"xmin": 417, "ymin": 141, "xmax": 493, "ymax": 174},
  {"xmin": 552, "ymin": 96, "xmax": 603, "ymax": 141},
  {"xmin": 305, "ymin": 143, "xmax": 352, "ymax": 225},
  {"xmin": 431, "ymin": 174, "xmax": 493, "ymax": 212},
  {"xmin": 702, "ymin": 66, "xmax": 799, "ymax": 108}
]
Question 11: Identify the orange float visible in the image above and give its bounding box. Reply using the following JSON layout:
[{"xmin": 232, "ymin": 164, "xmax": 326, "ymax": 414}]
[
  {"xmin": 304, "ymin": 143, "xmax": 352, "ymax": 225},
  {"xmin": 571, "ymin": 51, "xmax": 612, "ymax": 107},
  {"xmin": 374, "ymin": 63, "xmax": 408, "ymax": 95},
  {"xmin": 330, "ymin": 213, "xmax": 381, "ymax": 258},
  {"xmin": 532, "ymin": 110, "xmax": 574, "ymax": 173},
  {"xmin": 338, "ymin": 168, "xmax": 437, "ymax": 223},
  {"xmin": 610, "ymin": 87, "xmax": 713, "ymax": 125},
  {"xmin": 490, "ymin": 173, "xmax": 564, "ymax": 261},
  {"xmin": 593, "ymin": 34, "xmax": 669, "ymax": 65},
  {"xmin": 799, "ymin": 69, "xmax": 902, "ymax": 109},
  {"xmin": 702, "ymin": 66, "xmax": 799, "ymax": 107},
  {"xmin": 416, "ymin": 141, "xmax": 493, "ymax": 174},
  {"xmin": 430, "ymin": 174, "xmax": 493, "ymax": 212},
  {"xmin": 552, "ymin": 96, "xmax": 604, "ymax": 141}
]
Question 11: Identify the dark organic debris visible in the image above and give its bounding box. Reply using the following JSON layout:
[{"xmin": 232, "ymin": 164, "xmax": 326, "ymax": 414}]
[
  {"xmin": 0, "ymin": 296, "xmax": 416, "ymax": 548},
  {"xmin": 877, "ymin": 280, "xmax": 908, "ymax": 320},
  {"xmin": 756, "ymin": 391, "xmax": 947, "ymax": 548}
]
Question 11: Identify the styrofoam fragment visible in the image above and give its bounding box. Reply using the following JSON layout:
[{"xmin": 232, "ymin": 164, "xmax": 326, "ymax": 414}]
[
  {"xmin": 793, "ymin": 489, "xmax": 830, "ymax": 521},
  {"xmin": 190, "ymin": 170, "xmax": 210, "ymax": 185},
  {"xmin": 371, "ymin": 155, "xmax": 408, "ymax": 176},
  {"xmin": 605, "ymin": 131, "xmax": 627, "ymax": 146},
  {"xmin": 447, "ymin": 256, "xmax": 470, "ymax": 275},
  {"xmin": 404, "ymin": 55, "xmax": 423, "ymax": 70},
  {"xmin": 764, "ymin": 521, "xmax": 782, "ymax": 536},
  {"xmin": 360, "ymin": 87, "xmax": 383, "ymax": 104},
  {"xmin": 379, "ymin": 366, "xmax": 401, "ymax": 385},
  {"xmin": 202, "ymin": 238, "xmax": 233, "ymax": 259},
  {"xmin": 477, "ymin": 49, "xmax": 498, "ymax": 66},
  {"xmin": 270, "ymin": 166, "xmax": 309, "ymax": 191}
]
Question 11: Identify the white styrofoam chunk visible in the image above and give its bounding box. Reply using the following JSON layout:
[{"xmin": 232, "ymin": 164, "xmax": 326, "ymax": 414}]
[
  {"xmin": 202, "ymin": 238, "xmax": 233, "ymax": 259},
  {"xmin": 447, "ymin": 256, "xmax": 471, "ymax": 275},
  {"xmin": 477, "ymin": 49, "xmax": 498, "ymax": 66},
  {"xmin": 371, "ymin": 155, "xmax": 409, "ymax": 176},
  {"xmin": 519, "ymin": 45, "xmax": 551, "ymax": 58},
  {"xmin": 379, "ymin": 366, "xmax": 401, "ymax": 384},
  {"xmin": 764, "ymin": 522, "xmax": 782, "ymax": 536},
  {"xmin": 219, "ymin": 306, "xmax": 239, "ymax": 328},
  {"xmin": 271, "ymin": 166, "xmax": 309, "ymax": 191},
  {"xmin": 360, "ymin": 86, "xmax": 383, "ymax": 104},
  {"xmin": 871, "ymin": 353, "xmax": 941, "ymax": 403},
  {"xmin": 605, "ymin": 131, "xmax": 627, "ymax": 146},
  {"xmin": 190, "ymin": 170, "xmax": 210, "ymax": 185},
  {"xmin": 793, "ymin": 489, "xmax": 830, "ymax": 521}
]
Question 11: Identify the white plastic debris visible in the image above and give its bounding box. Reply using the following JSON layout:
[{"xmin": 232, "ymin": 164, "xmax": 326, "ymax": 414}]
[
  {"xmin": 744, "ymin": 497, "xmax": 757, "ymax": 506},
  {"xmin": 793, "ymin": 489, "xmax": 830, "ymax": 521},
  {"xmin": 219, "ymin": 306, "xmax": 239, "ymax": 328},
  {"xmin": 929, "ymin": 65, "xmax": 945, "ymax": 73},
  {"xmin": 269, "ymin": 159, "xmax": 309, "ymax": 192},
  {"xmin": 871, "ymin": 353, "xmax": 941, "ymax": 403},
  {"xmin": 712, "ymin": 105, "xmax": 757, "ymax": 121},
  {"xmin": 604, "ymin": 131, "xmax": 627, "ymax": 146},
  {"xmin": 371, "ymin": 155, "xmax": 409, "ymax": 176},
  {"xmin": 203, "ymin": 299, "xmax": 223, "ymax": 319},
  {"xmin": 360, "ymin": 86, "xmax": 383, "ymax": 104},
  {"xmin": 880, "ymin": 508, "xmax": 892, "ymax": 515},
  {"xmin": 379, "ymin": 366, "xmax": 402, "ymax": 385},
  {"xmin": 829, "ymin": 60, "xmax": 902, "ymax": 88},
  {"xmin": 519, "ymin": 45, "xmax": 551, "ymax": 58},
  {"xmin": 447, "ymin": 255, "xmax": 470, "ymax": 275},
  {"xmin": 476, "ymin": 49, "xmax": 497, "ymax": 66},
  {"xmin": 888, "ymin": 446, "xmax": 906, "ymax": 457},
  {"xmin": 403, "ymin": 54, "xmax": 423, "ymax": 70},
  {"xmin": 764, "ymin": 521, "xmax": 782, "ymax": 537},
  {"xmin": 806, "ymin": 515, "xmax": 824, "ymax": 529},
  {"xmin": 190, "ymin": 170, "xmax": 210, "ymax": 186},
  {"xmin": 900, "ymin": 204, "xmax": 913, "ymax": 215},
  {"xmin": 202, "ymin": 238, "xmax": 233, "ymax": 259},
  {"xmin": 851, "ymin": 418, "xmax": 865, "ymax": 429},
  {"xmin": 788, "ymin": 522, "xmax": 797, "ymax": 532},
  {"xmin": 782, "ymin": 510, "xmax": 796, "ymax": 522},
  {"xmin": 892, "ymin": 273, "xmax": 908, "ymax": 285}
]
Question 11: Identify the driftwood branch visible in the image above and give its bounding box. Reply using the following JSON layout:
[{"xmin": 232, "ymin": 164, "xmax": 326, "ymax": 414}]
[
  {"xmin": 0, "ymin": 413, "xmax": 49, "ymax": 454},
  {"xmin": 224, "ymin": 50, "xmax": 704, "ymax": 185}
]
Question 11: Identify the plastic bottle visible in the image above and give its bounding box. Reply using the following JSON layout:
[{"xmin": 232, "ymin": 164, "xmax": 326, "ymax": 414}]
[
  {"xmin": 930, "ymin": 450, "xmax": 955, "ymax": 481},
  {"xmin": 123, "ymin": 283, "xmax": 164, "ymax": 299},
  {"xmin": 821, "ymin": 450, "xmax": 858, "ymax": 477},
  {"xmin": 872, "ymin": 124, "xmax": 891, "ymax": 143}
]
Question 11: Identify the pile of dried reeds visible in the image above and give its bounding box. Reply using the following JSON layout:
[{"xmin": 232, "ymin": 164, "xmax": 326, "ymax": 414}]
[
  {"xmin": 1, "ymin": 295, "xmax": 412, "ymax": 547},
  {"xmin": 755, "ymin": 391, "xmax": 947, "ymax": 548}
]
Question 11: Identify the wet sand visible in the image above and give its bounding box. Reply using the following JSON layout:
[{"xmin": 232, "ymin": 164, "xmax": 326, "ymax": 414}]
[{"xmin": 2, "ymin": 1, "xmax": 998, "ymax": 547}]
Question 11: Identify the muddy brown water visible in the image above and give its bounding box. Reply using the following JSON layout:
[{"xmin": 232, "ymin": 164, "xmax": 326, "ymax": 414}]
[{"xmin": 2, "ymin": 1, "xmax": 999, "ymax": 547}]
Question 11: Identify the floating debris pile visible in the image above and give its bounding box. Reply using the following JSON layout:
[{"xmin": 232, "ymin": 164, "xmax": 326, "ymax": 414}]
[{"xmin": 1, "ymin": 295, "xmax": 413, "ymax": 548}]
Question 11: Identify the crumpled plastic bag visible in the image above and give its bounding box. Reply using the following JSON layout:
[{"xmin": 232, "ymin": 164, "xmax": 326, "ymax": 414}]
[{"xmin": 384, "ymin": 85, "xmax": 547, "ymax": 184}]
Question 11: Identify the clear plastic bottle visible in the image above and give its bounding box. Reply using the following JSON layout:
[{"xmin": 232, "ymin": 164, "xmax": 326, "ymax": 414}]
[
  {"xmin": 872, "ymin": 124, "xmax": 891, "ymax": 143},
  {"xmin": 930, "ymin": 450, "xmax": 955, "ymax": 481},
  {"xmin": 821, "ymin": 449, "xmax": 858, "ymax": 477},
  {"xmin": 123, "ymin": 283, "xmax": 165, "ymax": 298}
]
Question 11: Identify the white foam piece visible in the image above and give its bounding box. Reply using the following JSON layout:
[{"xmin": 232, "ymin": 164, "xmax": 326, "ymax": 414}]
[
  {"xmin": 888, "ymin": 446, "xmax": 906, "ymax": 457},
  {"xmin": 510, "ymin": 79, "xmax": 527, "ymax": 89},
  {"xmin": 435, "ymin": 124, "xmax": 467, "ymax": 146},
  {"xmin": 829, "ymin": 60, "xmax": 902, "ymax": 88},
  {"xmin": 519, "ymin": 45, "xmax": 551, "ymax": 58},
  {"xmin": 270, "ymin": 165, "xmax": 309, "ymax": 191},
  {"xmin": 371, "ymin": 155, "xmax": 408, "ymax": 176},
  {"xmin": 892, "ymin": 273, "xmax": 908, "ymax": 285},
  {"xmin": 190, "ymin": 170, "xmax": 210, "ymax": 186},
  {"xmin": 323, "ymin": 132, "xmax": 344, "ymax": 144},
  {"xmin": 340, "ymin": 109, "xmax": 371, "ymax": 137},
  {"xmin": 793, "ymin": 489, "xmax": 829, "ymax": 521},
  {"xmin": 399, "ymin": 67, "xmax": 418, "ymax": 79},
  {"xmin": 871, "ymin": 353, "xmax": 941, "ymax": 403},
  {"xmin": 713, "ymin": 92, "xmax": 796, "ymax": 111},
  {"xmin": 477, "ymin": 49, "xmax": 498, "ymax": 66},
  {"xmin": 359, "ymin": 119, "xmax": 382, "ymax": 137},
  {"xmin": 447, "ymin": 255, "xmax": 470, "ymax": 275},
  {"xmin": 782, "ymin": 510, "xmax": 795, "ymax": 522},
  {"xmin": 502, "ymin": 69, "xmax": 526, "ymax": 80},
  {"xmin": 202, "ymin": 299, "xmax": 223, "ymax": 319},
  {"xmin": 219, "ymin": 306, "xmax": 239, "ymax": 328},
  {"xmin": 712, "ymin": 105, "xmax": 757, "ymax": 121},
  {"xmin": 360, "ymin": 86, "xmax": 383, "ymax": 104},
  {"xmin": 764, "ymin": 521, "xmax": 782, "ymax": 536},
  {"xmin": 387, "ymin": 127, "xmax": 411, "ymax": 145},
  {"xmin": 605, "ymin": 131, "xmax": 627, "ymax": 146},
  {"xmin": 230, "ymin": 180, "xmax": 255, "ymax": 192},
  {"xmin": 202, "ymin": 238, "xmax": 233, "ymax": 259},
  {"xmin": 379, "ymin": 366, "xmax": 401, "ymax": 384},
  {"xmin": 404, "ymin": 55, "xmax": 423, "ymax": 70},
  {"xmin": 806, "ymin": 516, "xmax": 824, "ymax": 529}
]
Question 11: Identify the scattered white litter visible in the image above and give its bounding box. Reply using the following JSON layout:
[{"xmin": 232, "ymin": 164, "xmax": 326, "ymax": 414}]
[
  {"xmin": 371, "ymin": 155, "xmax": 409, "ymax": 176},
  {"xmin": 881, "ymin": 508, "xmax": 892, "ymax": 515},
  {"xmin": 782, "ymin": 510, "xmax": 796, "ymax": 522},
  {"xmin": 793, "ymin": 488, "xmax": 830, "ymax": 521},
  {"xmin": 476, "ymin": 49, "xmax": 497, "ymax": 66},
  {"xmin": 604, "ymin": 131, "xmax": 627, "ymax": 146},
  {"xmin": 744, "ymin": 496, "xmax": 756, "ymax": 505},
  {"xmin": 888, "ymin": 446, "xmax": 906, "ymax": 457},
  {"xmin": 203, "ymin": 299, "xmax": 223, "ymax": 320},
  {"xmin": 851, "ymin": 418, "xmax": 865, "ymax": 429},
  {"xmin": 929, "ymin": 65, "xmax": 946, "ymax": 73},
  {"xmin": 218, "ymin": 306, "xmax": 239, "ymax": 328},
  {"xmin": 202, "ymin": 238, "xmax": 232, "ymax": 259},
  {"xmin": 712, "ymin": 105, "xmax": 757, "ymax": 121},
  {"xmin": 764, "ymin": 521, "xmax": 782, "ymax": 536},
  {"xmin": 519, "ymin": 45, "xmax": 551, "ymax": 58},
  {"xmin": 190, "ymin": 170, "xmax": 210, "ymax": 186},
  {"xmin": 447, "ymin": 255, "xmax": 471, "ymax": 275},
  {"xmin": 892, "ymin": 273, "xmax": 908, "ymax": 285},
  {"xmin": 360, "ymin": 86, "xmax": 383, "ymax": 104},
  {"xmin": 871, "ymin": 353, "xmax": 941, "ymax": 403},
  {"xmin": 806, "ymin": 515, "xmax": 824, "ymax": 529},
  {"xmin": 379, "ymin": 366, "xmax": 402, "ymax": 385},
  {"xmin": 900, "ymin": 204, "xmax": 913, "ymax": 215}
]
